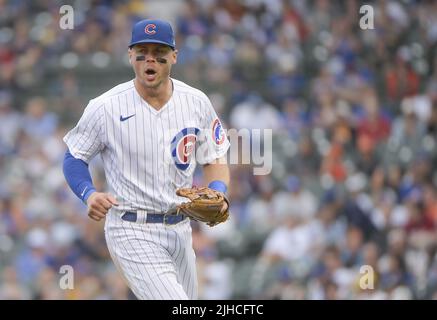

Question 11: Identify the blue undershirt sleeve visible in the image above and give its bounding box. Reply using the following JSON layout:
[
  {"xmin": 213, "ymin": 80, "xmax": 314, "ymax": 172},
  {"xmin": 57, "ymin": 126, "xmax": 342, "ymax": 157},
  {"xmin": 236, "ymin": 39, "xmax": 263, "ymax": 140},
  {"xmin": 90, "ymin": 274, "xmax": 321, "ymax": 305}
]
[
  {"xmin": 208, "ymin": 180, "xmax": 227, "ymax": 194},
  {"xmin": 63, "ymin": 149, "xmax": 96, "ymax": 203}
]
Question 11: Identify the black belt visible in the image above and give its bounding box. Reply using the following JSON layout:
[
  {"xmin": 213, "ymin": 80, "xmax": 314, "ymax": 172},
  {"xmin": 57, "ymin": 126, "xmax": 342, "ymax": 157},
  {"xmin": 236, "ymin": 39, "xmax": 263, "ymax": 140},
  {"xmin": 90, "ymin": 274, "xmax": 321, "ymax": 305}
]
[{"xmin": 121, "ymin": 211, "xmax": 187, "ymax": 225}]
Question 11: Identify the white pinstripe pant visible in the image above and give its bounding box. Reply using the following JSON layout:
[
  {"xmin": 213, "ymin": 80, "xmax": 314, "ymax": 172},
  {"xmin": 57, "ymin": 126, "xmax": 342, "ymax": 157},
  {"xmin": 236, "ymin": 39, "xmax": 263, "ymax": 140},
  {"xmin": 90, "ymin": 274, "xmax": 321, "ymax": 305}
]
[{"xmin": 104, "ymin": 208, "xmax": 198, "ymax": 300}]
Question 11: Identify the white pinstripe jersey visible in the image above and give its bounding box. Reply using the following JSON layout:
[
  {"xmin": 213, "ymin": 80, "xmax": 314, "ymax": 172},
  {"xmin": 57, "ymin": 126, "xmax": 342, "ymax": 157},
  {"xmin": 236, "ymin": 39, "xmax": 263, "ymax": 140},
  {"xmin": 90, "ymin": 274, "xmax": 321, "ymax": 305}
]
[{"xmin": 64, "ymin": 78, "xmax": 230, "ymax": 212}]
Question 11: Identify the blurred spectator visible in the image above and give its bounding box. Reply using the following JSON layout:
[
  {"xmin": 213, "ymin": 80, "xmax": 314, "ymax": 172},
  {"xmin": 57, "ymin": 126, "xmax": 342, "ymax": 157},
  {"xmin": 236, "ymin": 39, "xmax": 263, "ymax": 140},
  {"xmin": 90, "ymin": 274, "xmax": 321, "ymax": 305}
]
[
  {"xmin": 22, "ymin": 97, "xmax": 58, "ymax": 139},
  {"xmin": 0, "ymin": 91, "xmax": 21, "ymax": 155}
]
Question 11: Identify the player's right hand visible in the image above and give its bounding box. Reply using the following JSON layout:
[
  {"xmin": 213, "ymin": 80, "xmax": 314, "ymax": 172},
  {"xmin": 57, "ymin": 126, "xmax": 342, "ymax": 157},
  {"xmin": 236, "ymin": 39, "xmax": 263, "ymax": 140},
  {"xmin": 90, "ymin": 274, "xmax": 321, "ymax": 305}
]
[{"xmin": 86, "ymin": 192, "xmax": 119, "ymax": 221}]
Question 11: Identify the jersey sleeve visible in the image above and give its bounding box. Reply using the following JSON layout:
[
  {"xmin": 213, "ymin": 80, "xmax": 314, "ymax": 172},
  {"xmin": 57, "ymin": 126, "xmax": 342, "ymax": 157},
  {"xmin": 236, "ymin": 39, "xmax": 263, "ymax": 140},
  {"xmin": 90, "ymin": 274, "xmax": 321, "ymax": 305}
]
[
  {"xmin": 63, "ymin": 99, "xmax": 105, "ymax": 163},
  {"xmin": 196, "ymin": 94, "xmax": 230, "ymax": 165}
]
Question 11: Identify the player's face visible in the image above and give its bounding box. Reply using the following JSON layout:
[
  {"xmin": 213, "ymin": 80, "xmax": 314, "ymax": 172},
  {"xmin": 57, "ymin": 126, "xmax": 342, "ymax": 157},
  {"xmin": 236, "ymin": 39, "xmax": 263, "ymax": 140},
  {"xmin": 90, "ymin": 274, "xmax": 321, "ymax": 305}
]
[{"xmin": 129, "ymin": 43, "xmax": 177, "ymax": 89}]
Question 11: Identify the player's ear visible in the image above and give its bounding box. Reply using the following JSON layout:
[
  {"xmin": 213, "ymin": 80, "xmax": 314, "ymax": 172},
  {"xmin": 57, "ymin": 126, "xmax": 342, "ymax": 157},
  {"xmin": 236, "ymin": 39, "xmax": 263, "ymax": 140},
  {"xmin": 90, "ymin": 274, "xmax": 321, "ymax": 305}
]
[
  {"xmin": 172, "ymin": 49, "xmax": 178, "ymax": 64},
  {"xmin": 128, "ymin": 47, "xmax": 133, "ymax": 65}
]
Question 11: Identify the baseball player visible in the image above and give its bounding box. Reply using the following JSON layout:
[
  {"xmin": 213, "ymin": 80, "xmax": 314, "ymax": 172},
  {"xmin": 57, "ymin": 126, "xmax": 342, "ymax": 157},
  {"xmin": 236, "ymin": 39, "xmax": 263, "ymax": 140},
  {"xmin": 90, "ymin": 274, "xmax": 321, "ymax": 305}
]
[{"xmin": 62, "ymin": 19, "xmax": 230, "ymax": 300}]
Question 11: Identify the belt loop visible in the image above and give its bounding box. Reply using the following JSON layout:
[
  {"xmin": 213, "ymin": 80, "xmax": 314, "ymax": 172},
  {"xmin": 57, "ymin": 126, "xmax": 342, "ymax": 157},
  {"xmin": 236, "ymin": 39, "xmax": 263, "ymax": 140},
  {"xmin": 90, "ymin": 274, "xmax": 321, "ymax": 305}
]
[{"xmin": 138, "ymin": 210, "xmax": 146, "ymax": 224}]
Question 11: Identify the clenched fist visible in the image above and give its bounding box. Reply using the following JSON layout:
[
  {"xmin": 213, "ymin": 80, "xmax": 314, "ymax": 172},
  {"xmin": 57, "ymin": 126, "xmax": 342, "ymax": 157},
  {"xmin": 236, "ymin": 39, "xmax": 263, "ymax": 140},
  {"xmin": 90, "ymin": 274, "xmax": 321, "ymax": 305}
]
[{"xmin": 86, "ymin": 192, "xmax": 119, "ymax": 221}]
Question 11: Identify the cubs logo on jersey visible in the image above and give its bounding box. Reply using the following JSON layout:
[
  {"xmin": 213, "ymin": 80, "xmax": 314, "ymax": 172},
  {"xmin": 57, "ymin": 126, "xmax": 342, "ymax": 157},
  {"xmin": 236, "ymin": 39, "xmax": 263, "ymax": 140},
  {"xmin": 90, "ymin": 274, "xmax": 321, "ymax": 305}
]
[
  {"xmin": 212, "ymin": 118, "xmax": 225, "ymax": 145},
  {"xmin": 171, "ymin": 127, "xmax": 200, "ymax": 170}
]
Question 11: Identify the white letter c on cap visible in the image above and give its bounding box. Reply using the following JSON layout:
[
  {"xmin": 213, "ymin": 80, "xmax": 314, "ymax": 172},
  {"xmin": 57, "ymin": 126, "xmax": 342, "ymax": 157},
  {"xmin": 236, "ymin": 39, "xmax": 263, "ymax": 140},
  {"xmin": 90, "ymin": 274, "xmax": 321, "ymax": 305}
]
[{"xmin": 144, "ymin": 24, "xmax": 156, "ymax": 35}]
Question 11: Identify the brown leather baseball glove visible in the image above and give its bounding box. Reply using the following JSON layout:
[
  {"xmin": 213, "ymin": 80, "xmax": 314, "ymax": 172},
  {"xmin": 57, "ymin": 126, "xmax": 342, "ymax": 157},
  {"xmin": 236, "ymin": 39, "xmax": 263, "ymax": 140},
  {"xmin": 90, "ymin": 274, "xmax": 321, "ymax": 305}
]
[{"xmin": 176, "ymin": 187, "xmax": 229, "ymax": 227}]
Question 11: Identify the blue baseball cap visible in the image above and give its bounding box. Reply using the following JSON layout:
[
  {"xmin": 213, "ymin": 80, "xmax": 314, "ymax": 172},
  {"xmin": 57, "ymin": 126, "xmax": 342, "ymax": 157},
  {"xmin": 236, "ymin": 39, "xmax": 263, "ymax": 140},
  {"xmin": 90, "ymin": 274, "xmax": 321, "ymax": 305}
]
[{"xmin": 129, "ymin": 19, "xmax": 176, "ymax": 49}]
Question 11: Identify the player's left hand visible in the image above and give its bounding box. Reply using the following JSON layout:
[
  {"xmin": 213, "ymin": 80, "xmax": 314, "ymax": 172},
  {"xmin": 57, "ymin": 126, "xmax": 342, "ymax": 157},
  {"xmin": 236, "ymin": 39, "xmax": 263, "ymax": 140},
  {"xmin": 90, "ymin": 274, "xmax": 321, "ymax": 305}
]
[
  {"xmin": 220, "ymin": 200, "xmax": 228, "ymax": 214},
  {"xmin": 176, "ymin": 187, "xmax": 230, "ymax": 227}
]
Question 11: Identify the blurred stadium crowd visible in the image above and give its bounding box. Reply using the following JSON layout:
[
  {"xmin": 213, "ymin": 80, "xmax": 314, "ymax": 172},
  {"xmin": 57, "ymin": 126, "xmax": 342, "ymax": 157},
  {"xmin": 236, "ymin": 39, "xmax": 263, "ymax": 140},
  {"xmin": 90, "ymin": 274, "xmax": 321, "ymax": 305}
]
[{"xmin": 1, "ymin": 0, "xmax": 437, "ymax": 299}]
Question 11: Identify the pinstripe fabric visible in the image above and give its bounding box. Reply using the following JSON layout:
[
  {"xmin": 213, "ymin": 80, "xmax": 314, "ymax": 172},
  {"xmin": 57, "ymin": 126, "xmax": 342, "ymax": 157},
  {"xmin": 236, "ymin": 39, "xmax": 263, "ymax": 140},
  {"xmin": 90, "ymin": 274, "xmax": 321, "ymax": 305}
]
[
  {"xmin": 104, "ymin": 209, "xmax": 197, "ymax": 300},
  {"xmin": 64, "ymin": 78, "xmax": 228, "ymax": 300}
]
